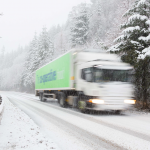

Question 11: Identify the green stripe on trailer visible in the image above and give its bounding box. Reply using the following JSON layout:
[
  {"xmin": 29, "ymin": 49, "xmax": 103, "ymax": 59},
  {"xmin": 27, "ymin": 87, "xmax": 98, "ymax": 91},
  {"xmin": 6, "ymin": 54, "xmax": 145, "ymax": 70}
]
[{"xmin": 35, "ymin": 52, "xmax": 71, "ymax": 90}]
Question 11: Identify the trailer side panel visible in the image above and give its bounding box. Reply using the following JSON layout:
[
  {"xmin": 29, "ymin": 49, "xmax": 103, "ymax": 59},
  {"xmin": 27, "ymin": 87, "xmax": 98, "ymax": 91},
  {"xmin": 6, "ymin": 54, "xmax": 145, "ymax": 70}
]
[{"xmin": 35, "ymin": 52, "xmax": 72, "ymax": 90}]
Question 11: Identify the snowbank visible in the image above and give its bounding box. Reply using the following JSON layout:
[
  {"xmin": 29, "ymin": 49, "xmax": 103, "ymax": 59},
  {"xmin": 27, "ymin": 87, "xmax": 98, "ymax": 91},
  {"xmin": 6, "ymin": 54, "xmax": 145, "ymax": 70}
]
[
  {"xmin": 0, "ymin": 96, "xmax": 4, "ymax": 114},
  {"xmin": 0, "ymin": 95, "xmax": 59, "ymax": 150}
]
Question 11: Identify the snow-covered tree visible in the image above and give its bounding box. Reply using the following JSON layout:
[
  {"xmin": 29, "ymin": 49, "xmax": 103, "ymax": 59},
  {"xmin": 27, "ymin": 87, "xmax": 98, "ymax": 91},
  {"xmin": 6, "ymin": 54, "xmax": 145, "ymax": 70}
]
[
  {"xmin": 23, "ymin": 34, "xmax": 38, "ymax": 88},
  {"xmin": 88, "ymin": 0, "xmax": 102, "ymax": 48},
  {"xmin": 38, "ymin": 27, "xmax": 54, "ymax": 66},
  {"xmin": 54, "ymin": 30, "xmax": 70, "ymax": 56},
  {"xmin": 110, "ymin": 0, "xmax": 150, "ymax": 62},
  {"xmin": 23, "ymin": 28, "xmax": 54, "ymax": 91},
  {"xmin": 0, "ymin": 48, "xmax": 27, "ymax": 91},
  {"xmin": 104, "ymin": 0, "xmax": 135, "ymax": 48},
  {"xmin": 70, "ymin": 3, "xmax": 89, "ymax": 48},
  {"xmin": 88, "ymin": 0, "xmax": 129, "ymax": 49},
  {"xmin": 109, "ymin": 0, "xmax": 150, "ymax": 109}
]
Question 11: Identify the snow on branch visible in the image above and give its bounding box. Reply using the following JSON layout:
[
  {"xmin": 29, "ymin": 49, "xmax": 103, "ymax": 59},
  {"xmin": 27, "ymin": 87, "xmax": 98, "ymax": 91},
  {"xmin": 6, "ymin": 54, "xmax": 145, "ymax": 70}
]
[
  {"xmin": 138, "ymin": 46, "xmax": 150, "ymax": 59},
  {"xmin": 114, "ymin": 26, "xmax": 140, "ymax": 43},
  {"xmin": 139, "ymin": 34, "xmax": 150, "ymax": 42},
  {"xmin": 114, "ymin": 35, "xmax": 125, "ymax": 42},
  {"xmin": 146, "ymin": 20, "xmax": 150, "ymax": 25},
  {"xmin": 107, "ymin": 43, "xmax": 121, "ymax": 52},
  {"xmin": 131, "ymin": 40, "xmax": 140, "ymax": 45},
  {"xmin": 122, "ymin": 26, "xmax": 140, "ymax": 34},
  {"xmin": 137, "ymin": 0, "xmax": 146, "ymax": 7},
  {"xmin": 128, "ymin": 14, "xmax": 148, "ymax": 22}
]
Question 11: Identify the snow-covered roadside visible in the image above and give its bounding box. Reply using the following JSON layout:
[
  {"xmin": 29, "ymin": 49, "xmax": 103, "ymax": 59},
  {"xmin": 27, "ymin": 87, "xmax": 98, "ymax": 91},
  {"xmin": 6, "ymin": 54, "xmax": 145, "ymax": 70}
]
[
  {"xmin": 0, "ymin": 95, "xmax": 60, "ymax": 150},
  {"xmin": 0, "ymin": 96, "xmax": 4, "ymax": 114}
]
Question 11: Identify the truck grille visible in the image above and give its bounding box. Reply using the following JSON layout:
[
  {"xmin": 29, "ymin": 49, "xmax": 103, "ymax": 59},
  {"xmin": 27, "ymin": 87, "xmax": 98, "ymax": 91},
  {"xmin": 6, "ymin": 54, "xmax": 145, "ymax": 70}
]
[{"xmin": 103, "ymin": 97, "xmax": 124, "ymax": 105}]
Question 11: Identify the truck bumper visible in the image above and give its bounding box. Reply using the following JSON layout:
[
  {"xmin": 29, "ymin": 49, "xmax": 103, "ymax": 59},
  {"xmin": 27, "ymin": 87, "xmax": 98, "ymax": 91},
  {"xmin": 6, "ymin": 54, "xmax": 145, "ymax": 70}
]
[
  {"xmin": 85, "ymin": 96, "xmax": 135, "ymax": 111},
  {"xmin": 86, "ymin": 103, "xmax": 134, "ymax": 111}
]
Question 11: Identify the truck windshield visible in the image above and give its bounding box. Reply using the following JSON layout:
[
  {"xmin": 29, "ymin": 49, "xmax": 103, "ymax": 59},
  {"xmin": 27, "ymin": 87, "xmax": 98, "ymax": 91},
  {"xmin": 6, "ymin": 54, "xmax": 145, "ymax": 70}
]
[{"xmin": 94, "ymin": 68, "xmax": 132, "ymax": 83}]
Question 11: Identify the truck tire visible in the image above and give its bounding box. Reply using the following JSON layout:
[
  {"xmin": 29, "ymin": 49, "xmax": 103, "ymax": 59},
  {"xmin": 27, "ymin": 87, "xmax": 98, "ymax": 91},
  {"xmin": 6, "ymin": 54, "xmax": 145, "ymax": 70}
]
[
  {"xmin": 56, "ymin": 92, "xmax": 60, "ymax": 103},
  {"xmin": 39, "ymin": 93, "xmax": 43, "ymax": 101},
  {"xmin": 115, "ymin": 110, "xmax": 121, "ymax": 115},
  {"xmin": 59, "ymin": 92, "xmax": 67, "ymax": 107},
  {"xmin": 39, "ymin": 93, "xmax": 46, "ymax": 102}
]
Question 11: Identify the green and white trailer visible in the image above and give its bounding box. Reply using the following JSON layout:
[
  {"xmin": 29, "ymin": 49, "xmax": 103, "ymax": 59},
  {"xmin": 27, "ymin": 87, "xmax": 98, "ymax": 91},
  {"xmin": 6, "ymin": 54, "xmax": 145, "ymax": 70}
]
[{"xmin": 35, "ymin": 49, "xmax": 135, "ymax": 112}]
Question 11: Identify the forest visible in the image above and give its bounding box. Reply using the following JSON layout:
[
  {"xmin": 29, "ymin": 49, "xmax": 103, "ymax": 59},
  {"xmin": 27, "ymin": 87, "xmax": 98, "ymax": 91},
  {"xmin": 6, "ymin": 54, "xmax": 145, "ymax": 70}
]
[{"xmin": 0, "ymin": 0, "xmax": 150, "ymax": 109}]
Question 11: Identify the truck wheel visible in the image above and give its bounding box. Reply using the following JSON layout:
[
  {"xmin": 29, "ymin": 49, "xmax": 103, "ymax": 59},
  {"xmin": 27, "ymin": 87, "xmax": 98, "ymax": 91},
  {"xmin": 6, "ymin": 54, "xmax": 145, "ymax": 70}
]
[
  {"xmin": 56, "ymin": 92, "xmax": 60, "ymax": 103},
  {"xmin": 39, "ymin": 93, "xmax": 46, "ymax": 102},
  {"xmin": 115, "ymin": 110, "xmax": 121, "ymax": 115},
  {"xmin": 59, "ymin": 92, "xmax": 67, "ymax": 107},
  {"xmin": 39, "ymin": 93, "xmax": 43, "ymax": 101},
  {"xmin": 42, "ymin": 97, "xmax": 46, "ymax": 102}
]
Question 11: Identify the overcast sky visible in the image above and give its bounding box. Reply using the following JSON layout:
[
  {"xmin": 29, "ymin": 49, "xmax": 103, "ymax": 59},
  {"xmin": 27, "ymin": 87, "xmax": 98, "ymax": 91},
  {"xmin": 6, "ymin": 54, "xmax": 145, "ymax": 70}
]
[{"xmin": 0, "ymin": 0, "xmax": 91, "ymax": 53}]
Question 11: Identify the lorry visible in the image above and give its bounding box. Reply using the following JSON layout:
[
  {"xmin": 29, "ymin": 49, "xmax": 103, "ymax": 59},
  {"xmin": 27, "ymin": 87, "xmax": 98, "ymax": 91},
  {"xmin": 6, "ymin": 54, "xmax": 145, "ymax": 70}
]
[{"xmin": 35, "ymin": 49, "xmax": 135, "ymax": 113}]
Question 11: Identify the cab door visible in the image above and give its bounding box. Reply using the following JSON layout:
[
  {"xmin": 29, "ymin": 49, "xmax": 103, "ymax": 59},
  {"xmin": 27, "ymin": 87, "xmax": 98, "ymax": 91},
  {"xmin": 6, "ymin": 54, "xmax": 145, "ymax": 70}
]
[{"xmin": 76, "ymin": 64, "xmax": 95, "ymax": 95}]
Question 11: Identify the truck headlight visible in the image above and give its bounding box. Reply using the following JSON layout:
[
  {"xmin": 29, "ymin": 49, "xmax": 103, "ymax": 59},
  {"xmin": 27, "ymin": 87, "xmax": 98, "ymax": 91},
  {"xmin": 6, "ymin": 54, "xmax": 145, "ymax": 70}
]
[
  {"xmin": 89, "ymin": 99, "xmax": 104, "ymax": 104},
  {"xmin": 124, "ymin": 99, "xmax": 136, "ymax": 104}
]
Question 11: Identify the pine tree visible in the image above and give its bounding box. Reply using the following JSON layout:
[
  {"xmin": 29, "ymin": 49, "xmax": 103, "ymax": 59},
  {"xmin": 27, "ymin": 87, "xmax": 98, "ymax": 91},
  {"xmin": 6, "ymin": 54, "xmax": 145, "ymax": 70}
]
[
  {"xmin": 88, "ymin": 0, "xmax": 103, "ymax": 48},
  {"xmin": 88, "ymin": 0, "xmax": 127, "ymax": 49},
  {"xmin": 111, "ymin": 0, "xmax": 150, "ymax": 61},
  {"xmin": 70, "ymin": 3, "xmax": 89, "ymax": 47},
  {"xmin": 28, "ymin": 33, "xmax": 39, "ymax": 71},
  {"xmin": 104, "ymin": 0, "xmax": 135, "ymax": 49},
  {"xmin": 23, "ymin": 29, "xmax": 54, "ymax": 89},
  {"xmin": 38, "ymin": 27, "xmax": 54, "ymax": 67},
  {"xmin": 110, "ymin": 0, "xmax": 150, "ymax": 109},
  {"xmin": 23, "ymin": 32, "xmax": 41, "ymax": 91}
]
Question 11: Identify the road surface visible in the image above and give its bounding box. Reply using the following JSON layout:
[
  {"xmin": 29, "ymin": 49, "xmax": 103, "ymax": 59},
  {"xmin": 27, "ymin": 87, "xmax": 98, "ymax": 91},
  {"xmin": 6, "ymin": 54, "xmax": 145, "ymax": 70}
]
[{"xmin": 2, "ymin": 92, "xmax": 150, "ymax": 150}]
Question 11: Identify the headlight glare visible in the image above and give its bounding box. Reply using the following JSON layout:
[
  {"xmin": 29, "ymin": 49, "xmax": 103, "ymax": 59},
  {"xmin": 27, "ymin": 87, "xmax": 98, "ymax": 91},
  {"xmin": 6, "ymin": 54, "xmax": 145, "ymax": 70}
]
[
  {"xmin": 124, "ymin": 99, "xmax": 136, "ymax": 104},
  {"xmin": 89, "ymin": 99, "xmax": 104, "ymax": 104}
]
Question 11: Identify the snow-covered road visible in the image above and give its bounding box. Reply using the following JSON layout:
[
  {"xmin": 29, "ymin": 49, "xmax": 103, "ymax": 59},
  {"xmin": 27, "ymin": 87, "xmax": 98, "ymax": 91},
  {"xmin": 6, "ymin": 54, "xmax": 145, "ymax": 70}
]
[
  {"xmin": 1, "ymin": 91, "xmax": 150, "ymax": 150},
  {"xmin": 0, "ymin": 94, "xmax": 60, "ymax": 150}
]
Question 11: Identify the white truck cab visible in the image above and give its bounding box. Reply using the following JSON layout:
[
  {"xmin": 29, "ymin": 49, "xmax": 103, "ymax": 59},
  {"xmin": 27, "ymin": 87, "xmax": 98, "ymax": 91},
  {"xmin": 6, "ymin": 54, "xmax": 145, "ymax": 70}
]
[{"xmin": 73, "ymin": 50, "xmax": 135, "ymax": 112}]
